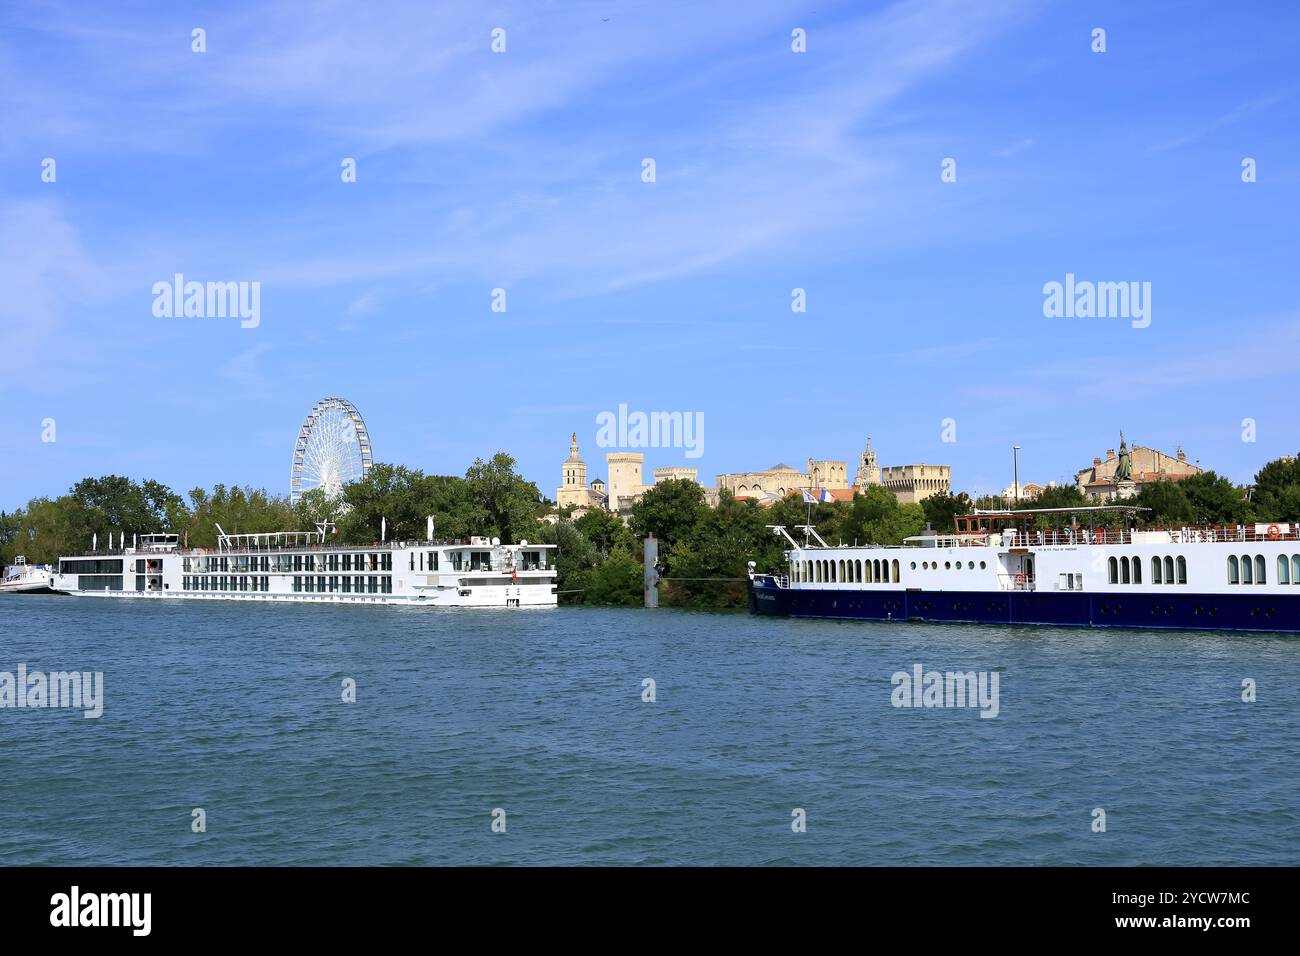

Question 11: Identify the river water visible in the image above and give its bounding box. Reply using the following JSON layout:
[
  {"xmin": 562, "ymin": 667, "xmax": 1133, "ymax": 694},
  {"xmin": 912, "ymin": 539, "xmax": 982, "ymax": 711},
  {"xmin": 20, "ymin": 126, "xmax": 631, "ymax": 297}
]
[{"xmin": 1, "ymin": 595, "xmax": 1295, "ymax": 865}]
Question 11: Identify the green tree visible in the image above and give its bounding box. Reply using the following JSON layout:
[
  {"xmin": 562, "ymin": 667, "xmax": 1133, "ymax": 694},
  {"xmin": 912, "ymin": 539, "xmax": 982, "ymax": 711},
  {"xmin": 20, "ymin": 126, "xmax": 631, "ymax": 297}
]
[
  {"xmin": 573, "ymin": 508, "xmax": 635, "ymax": 556},
  {"xmin": 921, "ymin": 491, "xmax": 973, "ymax": 532},
  {"xmin": 183, "ymin": 483, "xmax": 298, "ymax": 546},
  {"xmin": 583, "ymin": 546, "xmax": 643, "ymax": 606},
  {"xmin": 1132, "ymin": 479, "xmax": 1194, "ymax": 525},
  {"xmin": 847, "ymin": 485, "xmax": 925, "ymax": 544},
  {"xmin": 1, "ymin": 498, "xmax": 81, "ymax": 564},
  {"xmin": 336, "ymin": 464, "xmax": 453, "ymax": 543},
  {"xmin": 1251, "ymin": 456, "xmax": 1300, "ymax": 521},
  {"xmin": 68, "ymin": 475, "xmax": 186, "ymax": 539},
  {"xmin": 660, "ymin": 493, "xmax": 773, "ymax": 607},
  {"xmin": 464, "ymin": 453, "xmax": 545, "ymax": 542},
  {"xmin": 629, "ymin": 479, "xmax": 706, "ymax": 551},
  {"xmin": 1179, "ymin": 471, "xmax": 1249, "ymax": 524}
]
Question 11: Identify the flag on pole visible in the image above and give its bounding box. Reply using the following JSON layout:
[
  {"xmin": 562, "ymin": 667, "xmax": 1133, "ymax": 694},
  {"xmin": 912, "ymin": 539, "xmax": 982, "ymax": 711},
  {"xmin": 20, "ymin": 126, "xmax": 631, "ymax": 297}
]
[
  {"xmin": 802, "ymin": 489, "xmax": 817, "ymax": 504},
  {"xmin": 819, "ymin": 488, "xmax": 835, "ymax": 503}
]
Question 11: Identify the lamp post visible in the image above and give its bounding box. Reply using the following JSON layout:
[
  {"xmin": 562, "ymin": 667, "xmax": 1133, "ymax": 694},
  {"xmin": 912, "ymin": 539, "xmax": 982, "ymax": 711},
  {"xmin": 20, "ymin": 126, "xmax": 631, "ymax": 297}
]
[{"xmin": 1012, "ymin": 445, "xmax": 1021, "ymax": 506}]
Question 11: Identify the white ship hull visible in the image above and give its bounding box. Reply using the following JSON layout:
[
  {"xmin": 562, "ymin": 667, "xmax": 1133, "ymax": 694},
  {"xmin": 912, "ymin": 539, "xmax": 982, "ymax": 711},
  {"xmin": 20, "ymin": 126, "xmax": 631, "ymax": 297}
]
[{"xmin": 57, "ymin": 584, "xmax": 556, "ymax": 608}]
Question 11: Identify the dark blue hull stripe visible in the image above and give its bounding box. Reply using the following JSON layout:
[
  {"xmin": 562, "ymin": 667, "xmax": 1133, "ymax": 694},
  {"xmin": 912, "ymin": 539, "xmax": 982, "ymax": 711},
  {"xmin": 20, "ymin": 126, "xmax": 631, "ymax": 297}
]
[{"xmin": 748, "ymin": 585, "xmax": 1300, "ymax": 632}]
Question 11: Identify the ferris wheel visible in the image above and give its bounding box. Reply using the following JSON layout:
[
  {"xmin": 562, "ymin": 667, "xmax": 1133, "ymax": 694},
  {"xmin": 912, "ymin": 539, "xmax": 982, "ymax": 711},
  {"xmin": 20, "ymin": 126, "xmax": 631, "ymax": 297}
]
[{"xmin": 290, "ymin": 397, "xmax": 374, "ymax": 503}]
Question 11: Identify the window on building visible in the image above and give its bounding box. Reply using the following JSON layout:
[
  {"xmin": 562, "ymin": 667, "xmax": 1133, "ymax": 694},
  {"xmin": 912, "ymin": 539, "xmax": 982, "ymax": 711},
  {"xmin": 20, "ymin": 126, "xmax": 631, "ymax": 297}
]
[
  {"xmin": 892, "ymin": 559, "xmax": 900, "ymax": 583},
  {"xmin": 1108, "ymin": 556, "xmax": 1118, "ymax": 584},
  {"xmin": 1241, "ymin": 555, "xmax": 1253, "ymax": 585},
  {"xmin": 1175, "ymin": 556, "xmax": 1186, "ymax": 584},
  {"xmin": 1279, "ymin": 554, "xmax": 1290, "ymax": 585},
  {"xmin": 1152, "ymin": 556, "xmax": 1163, "ymax": 584},
  {"xmin": 1132, "ymin": 556, "xmax": 1142, "ymax": 584},
  {"xmin": 1255, "ymin": 554, "xmax": 1266, "ymax": 585},
  {"xmin": 1228, "ymin": 555, "xmax": 1239, "ymax": 584}
]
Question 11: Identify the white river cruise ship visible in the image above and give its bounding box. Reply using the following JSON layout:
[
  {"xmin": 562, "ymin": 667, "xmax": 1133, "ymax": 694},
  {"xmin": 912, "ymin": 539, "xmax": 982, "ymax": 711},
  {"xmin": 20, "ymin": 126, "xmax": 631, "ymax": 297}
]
[{"xmin": 52, "ymin": 523, "xmax": 556, "ymax": 608}]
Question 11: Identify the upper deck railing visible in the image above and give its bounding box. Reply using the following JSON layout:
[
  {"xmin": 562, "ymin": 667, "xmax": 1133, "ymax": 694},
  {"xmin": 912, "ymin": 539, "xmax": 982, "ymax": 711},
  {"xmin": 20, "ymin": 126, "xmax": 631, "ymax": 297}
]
[
  {"xmin": 970, "ymin": 525, "xmax": 1300, "ymax": 548},
  {"xmin": 61, "ymin": 537, "xmax": 556, "ymax": 558},
  {"xmin": 778, "ymin": 524, "xmax": 1300, "ymax": 552}
]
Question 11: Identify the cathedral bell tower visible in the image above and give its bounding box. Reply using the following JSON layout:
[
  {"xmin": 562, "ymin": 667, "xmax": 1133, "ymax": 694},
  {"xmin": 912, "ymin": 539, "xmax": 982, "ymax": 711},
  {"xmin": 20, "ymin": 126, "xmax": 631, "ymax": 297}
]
[
  {"xmin": 556, "ymin": 432, "xmax": 590, "ymax": 508},
  {"xmin": 856, "ymin": 437, "xmax": 881, "ymax": 489}
]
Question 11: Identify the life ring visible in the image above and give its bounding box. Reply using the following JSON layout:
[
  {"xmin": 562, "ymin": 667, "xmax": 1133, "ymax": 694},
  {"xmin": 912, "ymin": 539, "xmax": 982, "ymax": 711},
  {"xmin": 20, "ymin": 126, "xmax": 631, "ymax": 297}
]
[
  {"xmin": 1268, "ymin": 524, "xmax": 1281, "ymax": 541},
  {"xmin": 1013, "ymin": 572, "xmax": 1026, "ymax": 587}
]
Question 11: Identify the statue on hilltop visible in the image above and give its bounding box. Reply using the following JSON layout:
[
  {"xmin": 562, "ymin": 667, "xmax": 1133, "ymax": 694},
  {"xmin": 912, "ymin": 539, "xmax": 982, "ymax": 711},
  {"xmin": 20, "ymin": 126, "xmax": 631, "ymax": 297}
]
[{"xmin": 1115, "ymin": 432, "xmax": 1132, "ymax": 482}]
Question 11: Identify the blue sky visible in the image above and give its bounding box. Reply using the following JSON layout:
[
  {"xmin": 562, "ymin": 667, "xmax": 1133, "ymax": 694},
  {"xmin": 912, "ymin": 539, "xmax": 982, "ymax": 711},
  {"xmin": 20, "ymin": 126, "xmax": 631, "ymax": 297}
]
[{"xmin": 2, "ymin": 0, "xmax": 1298, "ymax": 511}]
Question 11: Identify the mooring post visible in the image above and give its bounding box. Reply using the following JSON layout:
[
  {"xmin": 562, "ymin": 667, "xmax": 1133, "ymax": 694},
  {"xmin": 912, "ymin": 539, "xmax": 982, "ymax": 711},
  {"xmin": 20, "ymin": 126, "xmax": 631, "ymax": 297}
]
[{"xmin": 644, "ymin": 534, "xmax": 659, "ymax": 608}]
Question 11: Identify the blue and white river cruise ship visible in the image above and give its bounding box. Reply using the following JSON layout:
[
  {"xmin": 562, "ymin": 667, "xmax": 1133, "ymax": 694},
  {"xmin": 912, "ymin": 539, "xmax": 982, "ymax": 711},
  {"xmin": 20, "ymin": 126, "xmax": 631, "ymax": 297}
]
[{"xmin": 748, "ymin": 507, "xmax": 1300, "ymax": 632}]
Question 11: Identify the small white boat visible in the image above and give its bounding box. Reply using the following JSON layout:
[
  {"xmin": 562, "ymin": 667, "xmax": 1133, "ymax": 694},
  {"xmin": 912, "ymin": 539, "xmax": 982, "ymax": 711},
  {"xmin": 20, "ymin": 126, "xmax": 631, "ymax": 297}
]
[{"xmin": 0, "ymin": 556, "xmax": 55, "ymax": 594}]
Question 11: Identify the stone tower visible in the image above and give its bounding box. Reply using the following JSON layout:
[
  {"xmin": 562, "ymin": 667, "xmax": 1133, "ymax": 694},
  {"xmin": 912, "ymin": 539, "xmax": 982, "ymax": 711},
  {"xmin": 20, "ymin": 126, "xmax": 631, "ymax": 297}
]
[
  {"xmin": 606, "ymin": 452, "xmax": 645, "ymax": 514},
  {"xmin": 556, "ymin": 432, "xmax": 590, "ymax": 508},
  {"xmin": 855, "ymin": 437, "xmax": 881, "ymax": 489}
]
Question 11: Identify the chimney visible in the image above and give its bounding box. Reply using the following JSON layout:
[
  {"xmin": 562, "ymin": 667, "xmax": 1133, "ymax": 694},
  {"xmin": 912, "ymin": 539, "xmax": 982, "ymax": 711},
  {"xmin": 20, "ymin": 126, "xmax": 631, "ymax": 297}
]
[{"xmin": 1094, "ymin": 456, "xmax": 1102, "ymax": 467}]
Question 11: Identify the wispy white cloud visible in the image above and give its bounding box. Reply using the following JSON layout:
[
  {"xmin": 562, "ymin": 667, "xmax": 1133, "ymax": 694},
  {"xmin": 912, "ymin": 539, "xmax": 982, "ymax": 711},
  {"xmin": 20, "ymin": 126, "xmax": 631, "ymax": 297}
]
[
  {"xmin": 219, "ymin": 342, "xmax": 273, "ymax": 380},
  {"xmin": 0, "ymin": 198, "xmax": 105, "ymax": 365},
  {"xmin": 994, "ymin": 137, "xmax": 1035, "ymax": 158},
  {"xmin": 0, "ymin": 0, "xmax": 1032, "ymax": 304},
  {"xmin": 1144, "ymin": 91, "xmax": 1289, "ymax": 155}
]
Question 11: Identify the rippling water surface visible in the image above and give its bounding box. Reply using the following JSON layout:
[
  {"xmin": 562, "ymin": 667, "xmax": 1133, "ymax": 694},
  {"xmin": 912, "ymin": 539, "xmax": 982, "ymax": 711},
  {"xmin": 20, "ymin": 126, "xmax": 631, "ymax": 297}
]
[{"xmin": 0, "ymin": 595, "xmax": 1296, "ymax": 865}]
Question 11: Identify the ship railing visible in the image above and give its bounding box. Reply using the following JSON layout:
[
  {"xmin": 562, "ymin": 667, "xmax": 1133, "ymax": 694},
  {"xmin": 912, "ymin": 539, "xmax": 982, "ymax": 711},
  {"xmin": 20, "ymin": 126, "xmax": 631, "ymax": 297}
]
[
  {"xmin": 997, "ymin": 574, "xmax": 1035, "ymax": 591},
  {"xmin": 999, "ymin": 526, "xmax": 1300, "ymax": 548}
]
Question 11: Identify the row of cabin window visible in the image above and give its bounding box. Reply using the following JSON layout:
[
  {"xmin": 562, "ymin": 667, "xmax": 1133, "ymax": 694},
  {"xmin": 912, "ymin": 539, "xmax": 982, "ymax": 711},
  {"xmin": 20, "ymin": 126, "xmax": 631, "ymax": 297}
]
[
  {"xmin": 1227, "ymin": 554, "xmax": 1300, "ymax": 585},
  {"xmin": 1108, "ymin": 555, "xmax": 1188, "ymax": 585},
  {"xmin": 183, "ymin": 575, "xmax": 271, "ymax": 591},
  {"xmin": 293, "ymin": 575, "xmax": 392, "ymax": 593},
  {"xmin": 183, "ymin": 553, "xmax": 393, "ymax": 573},
  {"xmin": 792, "ymin": 558, "xmax": 900, "ymax": 584}
]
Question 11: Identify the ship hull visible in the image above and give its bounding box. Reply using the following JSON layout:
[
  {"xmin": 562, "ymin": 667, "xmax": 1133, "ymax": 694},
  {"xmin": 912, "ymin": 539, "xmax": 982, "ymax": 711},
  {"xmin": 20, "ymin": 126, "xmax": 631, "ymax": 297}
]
[
  {"xmin": 0, "ymin": 582, "xmax": 57, "ymax": 595},
  {"xmin": 54, "ymin": 586, "xmax": 556, "ymax": 609},
  {"xmin": 749, "ymin": 579, "xmax": 1300, "ymax": 633}
]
